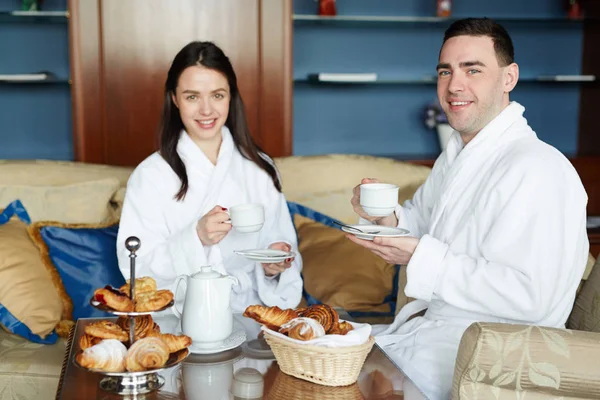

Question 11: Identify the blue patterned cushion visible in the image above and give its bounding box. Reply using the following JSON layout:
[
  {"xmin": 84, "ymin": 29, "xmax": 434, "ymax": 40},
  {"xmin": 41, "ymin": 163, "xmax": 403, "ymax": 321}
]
[
  {"xmin": 287, "ymin": 201, "xmax": 400, "ymax": 317},
  {"xmin": 31, "ymin": 221, "xmax": 125, "ymax": 321}
]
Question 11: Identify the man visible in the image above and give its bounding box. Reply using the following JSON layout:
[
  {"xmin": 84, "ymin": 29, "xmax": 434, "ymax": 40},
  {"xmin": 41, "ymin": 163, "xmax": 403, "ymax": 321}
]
[{"xmin": 348, "ymin": 18, "xmax": 589, "ymax": 399}]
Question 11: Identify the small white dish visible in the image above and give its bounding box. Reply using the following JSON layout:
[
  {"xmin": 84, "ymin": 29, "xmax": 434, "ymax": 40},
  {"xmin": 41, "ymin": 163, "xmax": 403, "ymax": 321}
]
[
  {"xmin": 242, "ymin": 337, "xmax": 274, "ymax": 359},
  {"xmin": 234, "ymin": 249, "xmax": 295, "ymax": 263},
  {"xmin": 186, "ymin": 328, "xmax": 247, "ymax": 355},
  {"xmin": 342, "ymin": 224, "xmax": 410, "ymax": 241}
]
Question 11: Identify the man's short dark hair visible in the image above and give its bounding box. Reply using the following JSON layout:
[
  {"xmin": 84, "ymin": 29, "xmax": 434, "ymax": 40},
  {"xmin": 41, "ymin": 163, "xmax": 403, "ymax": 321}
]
[{"xmin": 443, "ymin": 18, "xmax": 515, "ymax": 66}]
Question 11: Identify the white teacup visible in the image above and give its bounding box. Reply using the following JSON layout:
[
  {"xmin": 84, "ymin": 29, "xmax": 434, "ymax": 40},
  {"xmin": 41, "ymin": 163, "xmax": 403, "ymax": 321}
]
[
  {"xmin": 360, "ymin": 183, "xmax": 399, "ymax": 217},
  {"xmin": 229, "ymin": 204, "xmax": 265, "ymax": 233}
]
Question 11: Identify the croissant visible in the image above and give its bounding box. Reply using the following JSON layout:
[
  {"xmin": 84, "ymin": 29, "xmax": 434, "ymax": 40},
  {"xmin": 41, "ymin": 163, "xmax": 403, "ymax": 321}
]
[
  {"xmin": 279, "ymin": 317, "xmax": 325, "ymax": 341},
  {"xmin": 120, "ymin": 277, "xmax": 157, "ymax": 297},
  {"xmin": 116, "ymin": 315, "xmax": 155, "ymax": 340},
  {"xmin": 79, "ymin": 334, "xmax": 102, "ymax": 350},
  {"xmin": 243, "ymin": 305, "xmax": 298, "ymax": 331},
  {"xmin": 76, "ymin": 339, "xmax": 127, "ymax": 372},
  {"xmin": 93, "ymin": 286, "xmax": 134, "ymax": 312},
  {"xmin": 159, "ymin": 333, "xmax": 192, "ymax": 353},
  {"xmin": 125, "ymin": 337, "xmax": 170, "ymax": 372},
  {"xmin": 134, "ymin": 290, "xmax": 174, "ymax": 312},
  {"xmin": 329, "ymin": 320, "xmax": 354, "ymax": 335},
  {"xmin": 297, "ymin": 304, "xmax": 339, "ymax": 333}
]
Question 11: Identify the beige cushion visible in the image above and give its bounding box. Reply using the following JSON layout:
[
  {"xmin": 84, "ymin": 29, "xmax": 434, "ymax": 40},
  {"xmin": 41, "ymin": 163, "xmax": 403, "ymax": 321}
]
[
  {"xmin": 569, "ymin": 256, "xmax": 600, "ymax": 331},
  {"xmin": 0, "ymin": 328, "xmax": 65, "ymax": 400},
  {"xmin": 0, "ymin": 159, "xmax": 133, "ymax": 187},
  {"xmin": 294, "ymin": 214, "xmax": 398, "ymax": 315},
  {"xmin": 453, "ymin": 322, "xmax": 600, "ymax": 399},
  {"xmin": 0, "ymin": 178, "xmax": 121, "ymax": 224},
  {"xmin": 0, "ymin": 217, "xmax": 62, "ymax": 338},
  {"xmin": 275, "ymin": 154, "xmax": 430, "ymax": 223}
]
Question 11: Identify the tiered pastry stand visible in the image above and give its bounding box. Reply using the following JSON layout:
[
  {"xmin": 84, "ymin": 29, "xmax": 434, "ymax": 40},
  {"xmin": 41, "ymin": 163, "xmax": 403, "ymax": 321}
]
[{"xmin": 76, "ymin": 236, "xmax": 187, "ymax": 395}]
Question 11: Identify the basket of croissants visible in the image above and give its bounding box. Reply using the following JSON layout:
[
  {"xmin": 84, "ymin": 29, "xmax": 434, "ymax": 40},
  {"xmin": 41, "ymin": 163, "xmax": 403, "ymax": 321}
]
[
  {"xmin": 75, "ymin": 315, "xmax": 192, "ymax": 373},
  {"xmin": 243, "ymin": 304, "xmax": 375, "ymax": 387}
]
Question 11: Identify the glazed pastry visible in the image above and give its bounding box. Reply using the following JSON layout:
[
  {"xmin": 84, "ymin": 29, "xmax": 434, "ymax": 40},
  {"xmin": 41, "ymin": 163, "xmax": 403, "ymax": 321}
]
[
  {"xmin": 297, "ymin": 304, "xmax": 339, "ymax": 333},
  {"xmin": 116, "ymin": 315, "xmax": 155, "ymax": 339},
  {"xmin": 329, "ymin": 321, "xmax": 354, "ymax": 335},
  {"xmin": 145, "ymin": 323, "xmax": 162, "ymax": 337},
  {"xmin": 76, "ymin": 339, "xmax": 127, "ymax": 372},
  {"xmin": 134, "ymin": 290, "xmax": 174, "ymax": 312},
  {"xmin": 93, "ymin": 286, "xmax": 134, "ymax": 312},
  {"xmin": 243, "ymin": 305, "xmax": 298, "ymax": 331},
  {"xmin": 125, "ymin": 337, "xmax": 170, "ymax": 372},
  {"xmin": 84, "ymin": 320, "xmax": 129, "ymax": 342},
  {"xmin": 159, "ymin": 333, "xmax": 192, "ymax": 353},
  {"xmin": 279, "ymin": 317, "xmax": 326, "ymax": 341},
  {"xmin": 120, "ymin": 277, "xmax": 157, "ymax": 297},
  {"xmin": 79, "ymin": 334, "xmax": 102, "ymax": 350}
]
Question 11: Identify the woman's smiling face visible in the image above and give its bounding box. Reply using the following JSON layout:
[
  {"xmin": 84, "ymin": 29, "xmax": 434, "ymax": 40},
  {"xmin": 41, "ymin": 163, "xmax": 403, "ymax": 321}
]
[{"xmin": 172, "ymin": 65, "xmax": 230, "ymax": 145}]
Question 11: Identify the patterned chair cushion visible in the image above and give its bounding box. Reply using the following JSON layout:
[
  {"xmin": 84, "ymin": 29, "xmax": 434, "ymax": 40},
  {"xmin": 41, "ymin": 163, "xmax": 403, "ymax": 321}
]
[{"xmin": 453, "ymin": 322, "xmax": 600, "ymax": 399}]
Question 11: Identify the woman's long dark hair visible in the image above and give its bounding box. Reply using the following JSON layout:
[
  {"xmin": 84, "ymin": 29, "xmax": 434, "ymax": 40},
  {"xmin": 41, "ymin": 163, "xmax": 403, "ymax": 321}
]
[{"xmin": 158, "ymin": 41, "xmax": 282, "ymax": 201}]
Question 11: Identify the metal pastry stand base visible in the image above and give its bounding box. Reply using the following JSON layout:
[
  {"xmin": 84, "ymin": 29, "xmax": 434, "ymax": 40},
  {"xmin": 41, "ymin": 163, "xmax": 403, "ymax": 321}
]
[{"xmin": 99, "ymin": 373, "xmax": 165, "ymax": 395}]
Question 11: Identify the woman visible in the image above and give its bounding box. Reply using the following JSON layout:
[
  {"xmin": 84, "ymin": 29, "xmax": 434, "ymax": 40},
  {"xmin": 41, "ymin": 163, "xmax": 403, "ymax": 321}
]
[{"xmin": 116, "ymin": 41, "xmax": 302, "ymax": 312}]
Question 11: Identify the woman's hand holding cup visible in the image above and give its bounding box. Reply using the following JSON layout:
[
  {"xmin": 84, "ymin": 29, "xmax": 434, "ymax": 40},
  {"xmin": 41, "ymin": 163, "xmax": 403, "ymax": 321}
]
[{"xmin": 196, "ymin": 205, "xmax": 232, "ymax": 246}]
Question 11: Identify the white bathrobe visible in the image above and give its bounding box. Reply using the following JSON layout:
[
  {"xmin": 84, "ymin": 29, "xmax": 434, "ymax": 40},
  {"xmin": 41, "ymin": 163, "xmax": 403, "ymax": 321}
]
[
  {"xmin": 372, "ymin": 102, "xmax": 589, "ymax": 399},
  {"xmin": 116, "ymin": 127, "xmax": 303, "ymax": 313}
]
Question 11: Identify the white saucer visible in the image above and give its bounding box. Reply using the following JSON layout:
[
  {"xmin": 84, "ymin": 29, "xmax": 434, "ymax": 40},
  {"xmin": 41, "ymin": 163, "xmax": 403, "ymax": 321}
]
[
  {"xmin": 234, "ymin": 249, "xmax": 295, "ymax": 263},
  {"xmin": 186, "ymin": 329, "xmax": 247, "ymax": 355},
  {"xmin": 342, "ymin": 224, "xmax": 410, "ymax": 241},
  {"xmin": 242, "ymin": 337, "xmax": 274, "ymax": 359}
]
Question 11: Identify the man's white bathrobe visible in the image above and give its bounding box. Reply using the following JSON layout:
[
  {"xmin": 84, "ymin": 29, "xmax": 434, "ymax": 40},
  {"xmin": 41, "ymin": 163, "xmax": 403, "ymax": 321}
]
[
  {"xmin": 372, "ymin": 102, "xmax": 589, "ymax": 399},
  {"xmin": 116, "ymin": 127, "xmax": 303, "ymax": 313}
]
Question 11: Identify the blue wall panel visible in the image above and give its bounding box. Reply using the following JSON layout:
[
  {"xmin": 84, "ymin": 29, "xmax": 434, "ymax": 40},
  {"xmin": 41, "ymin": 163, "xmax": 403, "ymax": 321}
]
[
  {"xmin": 0, "ymin": 0, "xmax": 71, "ymax": 160},
  {"xmin": 292, "ymin": 0, "xmax": 585, "ymax": 158}
]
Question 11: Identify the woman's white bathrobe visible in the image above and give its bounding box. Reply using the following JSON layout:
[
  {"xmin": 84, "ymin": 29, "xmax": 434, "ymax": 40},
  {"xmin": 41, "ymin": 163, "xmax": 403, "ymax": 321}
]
[
  {"xmin": 372, "ymin": 102, "xmax": 589, "ymax": 399},
  {"xmin": 116, "ymin": 128, "xmax": 303, "ymax": 313}
]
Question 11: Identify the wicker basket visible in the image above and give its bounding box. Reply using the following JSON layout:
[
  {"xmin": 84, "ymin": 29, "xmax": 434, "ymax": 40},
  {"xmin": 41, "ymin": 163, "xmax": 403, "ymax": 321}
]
[{"xmin": 263, "ymin": 331, "xmax": 375, "ymax": 387}]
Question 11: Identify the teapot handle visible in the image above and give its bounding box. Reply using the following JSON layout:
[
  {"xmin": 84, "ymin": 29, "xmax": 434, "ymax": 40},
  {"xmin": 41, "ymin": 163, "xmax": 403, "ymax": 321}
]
[{"xmin": 172, "ymin": 275, "xmax": 188, "ymax": 319}]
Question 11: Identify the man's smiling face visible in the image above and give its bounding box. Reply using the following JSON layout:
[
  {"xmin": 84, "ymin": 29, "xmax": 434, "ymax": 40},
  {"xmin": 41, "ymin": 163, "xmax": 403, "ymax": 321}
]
[{"xmin": 437, "ymin": 35, "xmax": 516, "ymax": 139}]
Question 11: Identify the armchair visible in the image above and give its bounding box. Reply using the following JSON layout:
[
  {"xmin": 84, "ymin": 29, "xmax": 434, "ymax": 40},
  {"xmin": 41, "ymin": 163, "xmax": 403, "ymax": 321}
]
[{"xmin": 452, "ymin": 255, "xmax": 600, "ymax": 399}]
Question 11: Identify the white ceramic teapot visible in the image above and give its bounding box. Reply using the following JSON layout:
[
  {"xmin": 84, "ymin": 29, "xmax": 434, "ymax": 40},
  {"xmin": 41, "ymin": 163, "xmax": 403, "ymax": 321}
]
[{"xmin": 173, "ymin": 266, "xmax": 238, "ymax": 349}]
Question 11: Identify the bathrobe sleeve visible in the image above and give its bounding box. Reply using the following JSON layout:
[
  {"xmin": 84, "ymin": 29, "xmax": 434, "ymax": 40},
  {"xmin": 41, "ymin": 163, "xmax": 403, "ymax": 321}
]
[
  {"xmin": 405, "ymin": 155, "xmax": 589, "ymax": 323},
  {"xmin": 395, "ymin": 161, "xmax": 443, "ymax": 237},
  {"xmin": 116, "ymin": 165, "xmax": 209, "ymax": 290}
]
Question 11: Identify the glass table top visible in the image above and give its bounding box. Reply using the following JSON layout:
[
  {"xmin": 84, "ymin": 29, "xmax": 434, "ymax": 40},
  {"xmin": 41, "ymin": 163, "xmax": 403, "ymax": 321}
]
[{"xmin": 57, "ymin": 312, "xmax": 427, "ymax": 399}]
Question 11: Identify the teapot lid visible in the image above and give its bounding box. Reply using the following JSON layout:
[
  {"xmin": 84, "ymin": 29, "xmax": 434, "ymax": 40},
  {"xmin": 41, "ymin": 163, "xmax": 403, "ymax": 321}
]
[{"xmin": 193, "ymin": 266, "xmax": 225, "ymax": 280}]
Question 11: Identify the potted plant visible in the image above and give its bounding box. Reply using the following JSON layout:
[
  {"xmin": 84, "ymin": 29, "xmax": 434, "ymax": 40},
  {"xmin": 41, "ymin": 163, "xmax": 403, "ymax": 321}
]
[{"xmin": 423, "ymin": 100, "xmax": 454, "ymax": 152}]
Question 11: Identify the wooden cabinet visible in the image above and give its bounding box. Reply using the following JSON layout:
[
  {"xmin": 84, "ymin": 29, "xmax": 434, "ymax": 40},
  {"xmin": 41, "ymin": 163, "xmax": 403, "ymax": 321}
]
[{"xmin": 68, "ymin": 0, "xmax": 292, "ymax": 166}]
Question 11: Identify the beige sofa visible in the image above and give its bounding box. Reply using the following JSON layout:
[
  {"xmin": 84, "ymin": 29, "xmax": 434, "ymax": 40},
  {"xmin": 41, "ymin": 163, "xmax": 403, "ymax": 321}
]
[{"xmin": 0, "ymin": 156, "xmax": 597, "ymax": 400}]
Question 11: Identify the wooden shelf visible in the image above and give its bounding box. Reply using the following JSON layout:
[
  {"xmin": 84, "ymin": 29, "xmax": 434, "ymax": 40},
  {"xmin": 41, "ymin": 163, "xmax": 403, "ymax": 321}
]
[
  {"xmin": 293, "ymin": 14, "xmax": 589, "ymax": 24},
  {"xmin": 0, "ymin": 10, "xmax": 68, "ymax": 23},
  {"xmin": 294, "ymin": 75, "xmax": 596, "ymax": 85}
]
